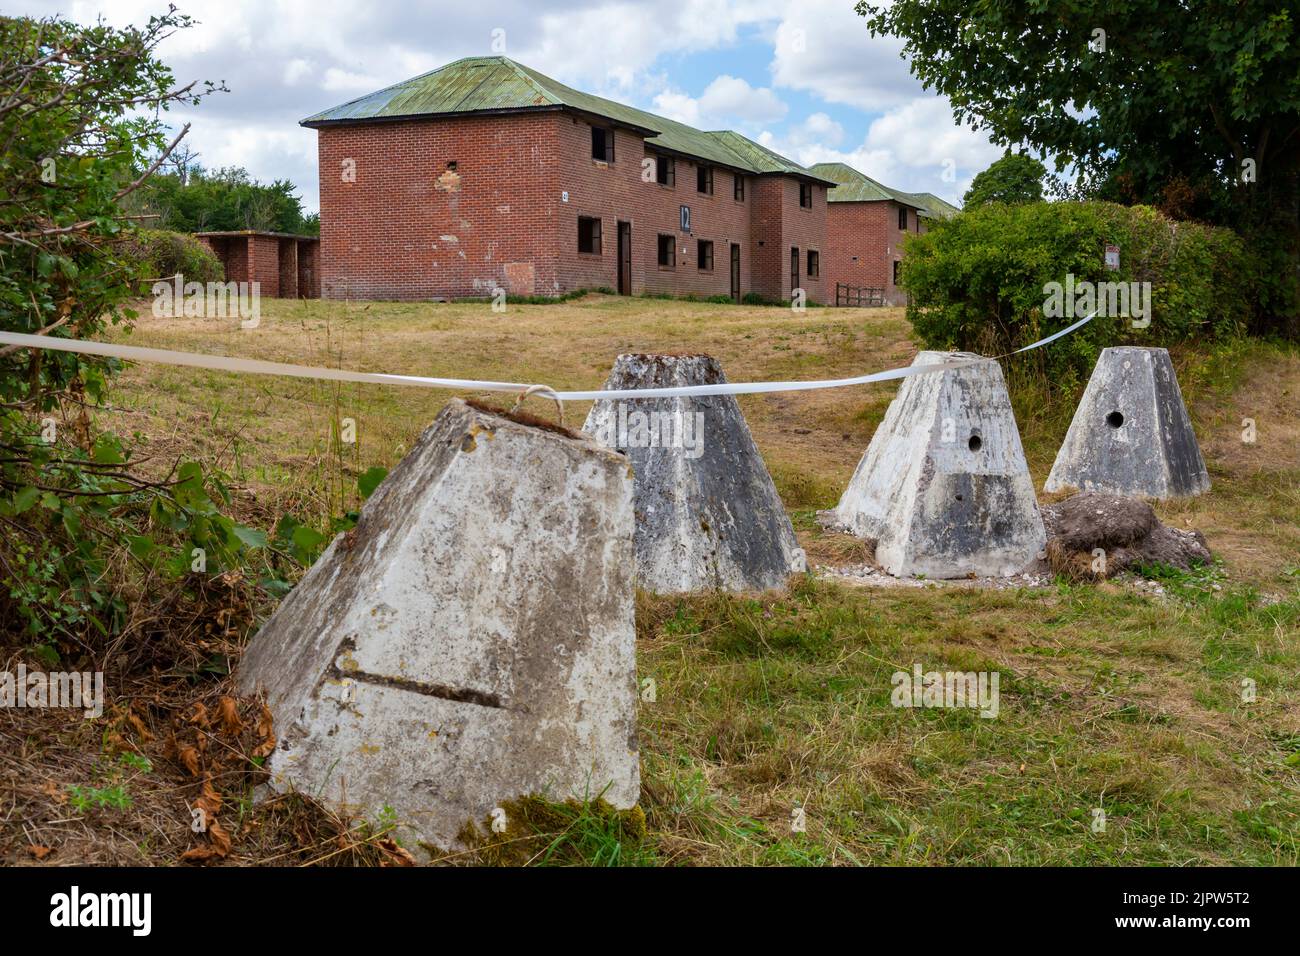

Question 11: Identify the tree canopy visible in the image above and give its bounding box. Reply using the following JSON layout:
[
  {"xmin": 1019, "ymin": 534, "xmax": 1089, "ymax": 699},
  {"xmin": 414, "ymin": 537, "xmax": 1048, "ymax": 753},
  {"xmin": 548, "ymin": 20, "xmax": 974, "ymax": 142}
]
[
  {"xmin": 964, "ymin": 153, "xmax": 1047, "ymax": 207},
  {"xmin": 128, "ymin": 165, "xmax": 319, "ymax": 235},
  {"xmin": 859, "ymin": 0, "xmax": 1300, "ymax": 330}
]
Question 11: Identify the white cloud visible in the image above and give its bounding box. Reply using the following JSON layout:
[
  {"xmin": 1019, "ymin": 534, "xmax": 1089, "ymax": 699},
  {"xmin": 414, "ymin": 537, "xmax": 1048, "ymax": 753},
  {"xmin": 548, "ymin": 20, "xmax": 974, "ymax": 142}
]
[
  {"xmin": 654, "ymin": 74, "xmax": 787, "ymax": 128},
  {"xmin": 759, "ymin": 96, "xmax": 1001, "ymax": 203},
  {"xmin": 769, "ymin": 0, "xmax": 922, "ymax": 111}
]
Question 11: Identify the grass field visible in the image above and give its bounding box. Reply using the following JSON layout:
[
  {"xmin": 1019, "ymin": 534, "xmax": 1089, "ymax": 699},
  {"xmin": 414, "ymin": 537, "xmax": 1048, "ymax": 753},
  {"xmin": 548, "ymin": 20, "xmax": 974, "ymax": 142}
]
[{"xmin": 10, "ymin": 293, "xmax": 1297, "ymax": 866}]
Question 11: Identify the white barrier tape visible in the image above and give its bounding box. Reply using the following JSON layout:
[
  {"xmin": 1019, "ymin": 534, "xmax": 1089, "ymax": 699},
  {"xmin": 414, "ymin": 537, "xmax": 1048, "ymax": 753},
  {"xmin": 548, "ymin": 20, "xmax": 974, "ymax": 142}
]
[{"xmin": 0, "ymin": 312, "xmax": 1095, "ymax": 401}]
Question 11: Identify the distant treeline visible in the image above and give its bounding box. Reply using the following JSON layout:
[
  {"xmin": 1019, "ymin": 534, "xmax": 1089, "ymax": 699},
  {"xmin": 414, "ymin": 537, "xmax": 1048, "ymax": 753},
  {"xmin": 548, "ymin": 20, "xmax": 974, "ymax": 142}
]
[{"xmin": 125, "ymin": 164, "xmax": 319, "ymax": 236}]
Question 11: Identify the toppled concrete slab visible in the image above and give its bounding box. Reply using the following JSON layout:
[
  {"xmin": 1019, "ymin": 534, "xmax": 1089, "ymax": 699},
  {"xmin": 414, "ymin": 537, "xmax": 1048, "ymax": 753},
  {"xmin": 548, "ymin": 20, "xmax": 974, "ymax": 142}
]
[
  {"xmin": 1046, "ymin": 346, "xmax": 1210, "ymax": 499},
  {"xmin": 583, "ymin": 353, "xmax": 805, "ymax": 593},
  {"xmin": 237, "ymin": 398, "xmax": 639, "ymax": 851},
  {"xmin": 1042, "ymin": 491, "xmax": 1212, "ymax": 579},
  {"xmin": 826, "ymin": 351, "xmax": 1045, "ymax": 578}
]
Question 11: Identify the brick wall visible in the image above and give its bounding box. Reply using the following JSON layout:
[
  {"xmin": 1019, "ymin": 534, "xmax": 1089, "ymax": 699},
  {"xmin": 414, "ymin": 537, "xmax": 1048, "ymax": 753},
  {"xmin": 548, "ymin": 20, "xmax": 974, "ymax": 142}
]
[
  {"xmin": 315, "ymin": 111, "xmax": 828, "ymax": 303},
  {"xmin": 317, "ymin": 113, "xmax": 562, "ymax": 300},
  {"xmin": 553, "ymin": 121, "xmax": 754, "ymax": 300},
  {"xmin": 823, "ymin": 200, "xmax": 919, "ymax": 306}
]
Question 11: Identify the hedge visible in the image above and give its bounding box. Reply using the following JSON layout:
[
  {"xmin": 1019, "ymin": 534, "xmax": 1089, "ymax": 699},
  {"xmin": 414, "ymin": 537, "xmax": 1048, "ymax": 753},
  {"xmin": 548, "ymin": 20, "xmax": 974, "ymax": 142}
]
[
  {"xmin": 898, "ymin": 201, "xmax": 1254, "ymax": 381},
  {"xmin": 115, "ymin": 228, "xmax": 224, "ymax": 293}
]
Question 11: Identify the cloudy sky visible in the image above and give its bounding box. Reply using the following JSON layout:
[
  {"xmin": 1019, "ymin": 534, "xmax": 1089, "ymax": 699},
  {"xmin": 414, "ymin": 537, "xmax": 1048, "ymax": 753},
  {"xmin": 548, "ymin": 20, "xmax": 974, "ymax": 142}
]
[{"xmin": 16, "ymin": 0, "xmax": 1004, "ymax": 213}]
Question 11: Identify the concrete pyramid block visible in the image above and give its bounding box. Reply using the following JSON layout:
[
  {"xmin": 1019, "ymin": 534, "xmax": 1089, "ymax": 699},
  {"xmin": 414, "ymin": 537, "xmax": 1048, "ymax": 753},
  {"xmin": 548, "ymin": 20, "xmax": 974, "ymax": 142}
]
[
  {"xmin": 237, "ymin": 398, "xmax": 639, "ymax": 851},
  {"xmin": 582, "ymin": 353, "xmax": 805, "ymax": 593},
  {"xmin": 1045, "ymin": 347, "xmax": 1210, "ymax": 499},
  {"xmin": 830, "ymin": 352, "xmax": 1045, "ymax": 578}
]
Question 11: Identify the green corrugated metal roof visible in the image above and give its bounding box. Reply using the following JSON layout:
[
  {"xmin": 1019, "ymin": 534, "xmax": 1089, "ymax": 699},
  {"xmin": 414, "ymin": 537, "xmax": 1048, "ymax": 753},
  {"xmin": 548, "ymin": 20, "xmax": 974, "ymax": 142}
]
[
  {"xmin": 303, "ymin": 56, "xmax": 834, "ymax": 183},
  {"xmin": 809, "ymin": 162, "xmax": 961, "ymax": 218},
  {"xmin": 899, "ymin": 190, "xmax": 961, "ymax": 219}
]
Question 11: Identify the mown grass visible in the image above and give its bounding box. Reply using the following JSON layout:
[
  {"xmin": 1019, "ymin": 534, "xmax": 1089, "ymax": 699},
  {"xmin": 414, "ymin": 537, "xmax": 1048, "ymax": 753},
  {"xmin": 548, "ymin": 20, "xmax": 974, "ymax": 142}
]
[{"xmin": 96, "ymin": 294, "xmax": 1300, "ymax": 865}]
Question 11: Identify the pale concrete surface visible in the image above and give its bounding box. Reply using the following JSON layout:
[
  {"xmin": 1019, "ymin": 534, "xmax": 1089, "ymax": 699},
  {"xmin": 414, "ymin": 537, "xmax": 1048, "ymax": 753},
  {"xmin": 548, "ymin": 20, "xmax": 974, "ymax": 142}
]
[
  {"xmin": 237, "ymin": 398, "xmax": 640, "ymax": 851},
  {"xmin": 1046, "ymin": 347, "xmax": 1210, "ymax": 499},
  {"xmin": 827, "ymin": 352, "xmax": 1046, "ymax": 578},
  {"xmin": 583, "ymin": 353, "xmax": 805, "ymax": 593}
]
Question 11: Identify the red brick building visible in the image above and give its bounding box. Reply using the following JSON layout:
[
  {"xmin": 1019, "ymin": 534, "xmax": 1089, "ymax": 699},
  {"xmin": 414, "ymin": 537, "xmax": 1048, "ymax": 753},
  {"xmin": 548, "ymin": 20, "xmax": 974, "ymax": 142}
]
[
  {"xmin": 196, "ymin": 230, "xmax": 321, "ymax": 298},
  {"xmin": 808, "ymin": 163, "xmax": 959, "ymax": 306},
  {"xmin": 302, "ymin": 57, "xmax": 835, "ymax": 303}
]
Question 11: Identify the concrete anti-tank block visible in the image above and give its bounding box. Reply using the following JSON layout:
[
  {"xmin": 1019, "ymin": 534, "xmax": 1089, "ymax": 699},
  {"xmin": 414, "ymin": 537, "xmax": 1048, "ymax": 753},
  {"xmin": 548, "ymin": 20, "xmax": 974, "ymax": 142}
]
[
  {"xmin": 583, "ymin": 353, "xmax": 805, "ymax": 593},
  {"xmin": 1045, "ymin": 346, "xmax": 1209, "ymax": 499},
  {"xmin": 829, "ymin": 351, "xmax": 1045, "ymax": 578},
  {"xmin": 237, "ymin": 398, "xmax": 639, "ymax": 851}
]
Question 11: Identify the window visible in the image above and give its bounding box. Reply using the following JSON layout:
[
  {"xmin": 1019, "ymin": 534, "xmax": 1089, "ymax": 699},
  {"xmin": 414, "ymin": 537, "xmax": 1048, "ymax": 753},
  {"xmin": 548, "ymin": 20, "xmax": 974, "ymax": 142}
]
[
  {"xmin": 578, "ymin": 216, "xmax": 602, "ymax": 255},
  {"xmin": 734, "ymin": 173, "xmax": 745, "ymax": 201},
  {"xmin": 591, "ymin": 126, "xmax": 614, "ymax": 162},
  {"xmin": 892, "ymin": 260, "xmax": 901, "ymax": 285},
  {"xmin": 697, "ymin": 240, "xmax": 714, "ymax": 271},
  {"xmin": 898, "ymin": 205, "xmax": 908, "ymax": 230},
  {"xmin": 658, "ymin": 234, "xmax": 676, "ymax": 268},
  {"xmin": 806, "ymin": 249, "xmax": 819, "ymax": 278},
  {"xmin": 655, "ymin": 154, "xmax": 675, "ymax": 186},
  {"xmin": 800, "ymin": 182, "xmax": 813, "ymax": 208},
  {"xmin": 697, "ymin": 165, "xmax": 713, "ymax": 194}
]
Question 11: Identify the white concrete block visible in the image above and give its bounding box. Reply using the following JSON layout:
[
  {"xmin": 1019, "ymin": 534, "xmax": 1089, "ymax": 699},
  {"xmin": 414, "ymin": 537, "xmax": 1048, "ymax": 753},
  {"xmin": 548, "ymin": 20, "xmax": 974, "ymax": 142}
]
[
  {"xmin": 830, "ymin": 352, "xmax": 1045, "ymax": 578},
  {"xmin": 237, "ymin": 398, "xmax": 639, "ymax": 851},
  {"xmin": 1046, "ymin": 346, "xmax": 1210, "ymax": 499},
  {"xmin": 583, "ymin": 353, "xmax": 805, "ymax": 593}
]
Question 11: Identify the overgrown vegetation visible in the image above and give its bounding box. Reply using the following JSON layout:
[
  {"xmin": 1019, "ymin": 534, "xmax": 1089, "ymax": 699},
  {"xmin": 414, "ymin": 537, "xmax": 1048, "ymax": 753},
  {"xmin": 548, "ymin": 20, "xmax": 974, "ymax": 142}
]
[
  {"xmin": 899, "ymin": 201, "xmax": 1253, "ymax": 383},
  {"xmin": 125, "ymin": 165, "xmax": 319, "ymax": 236},
  {"xmin": 861, "ymin": 0, "xmax": 1300, "ymax": 336}
]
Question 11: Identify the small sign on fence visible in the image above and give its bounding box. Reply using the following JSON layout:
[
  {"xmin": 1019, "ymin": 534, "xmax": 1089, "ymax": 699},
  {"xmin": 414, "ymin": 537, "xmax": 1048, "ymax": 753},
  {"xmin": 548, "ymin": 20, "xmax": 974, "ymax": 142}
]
[{"xmin": 1104, "ymin": 244, "xmax": 1120, "ymax": 270}]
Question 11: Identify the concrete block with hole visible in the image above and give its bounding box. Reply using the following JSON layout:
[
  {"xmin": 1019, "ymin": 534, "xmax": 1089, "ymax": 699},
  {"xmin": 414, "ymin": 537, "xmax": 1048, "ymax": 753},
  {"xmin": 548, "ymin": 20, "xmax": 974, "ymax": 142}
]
[
  {"xmin": 829, "ymin": 351, "xmax": 1045, "ymax": 578},
  {"xmin": 237, "ymin": 398, "xmax": 640, "ymax": 852},
  {"xmin": 1045, "ymin": 347, "xmax": 1209, "ymax": 499},
  {"xmin": 582, "ymin": 353, "xmax": 805, "ymax": 593}
]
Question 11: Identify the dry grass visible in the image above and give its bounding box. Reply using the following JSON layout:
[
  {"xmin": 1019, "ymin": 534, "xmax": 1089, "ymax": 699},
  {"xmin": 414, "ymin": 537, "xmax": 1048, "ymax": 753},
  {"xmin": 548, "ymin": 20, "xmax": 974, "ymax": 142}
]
[{"xmin": 3, "ymin": 293, "xmax": 1296, "ymax": 866}]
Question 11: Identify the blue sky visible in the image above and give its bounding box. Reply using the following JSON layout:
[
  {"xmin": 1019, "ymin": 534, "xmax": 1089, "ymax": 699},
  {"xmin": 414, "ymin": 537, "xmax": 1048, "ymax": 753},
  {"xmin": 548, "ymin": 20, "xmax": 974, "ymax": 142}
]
[{"xmin": 16, "ymin": 1, "xmax": 1004, "ymax": 213}]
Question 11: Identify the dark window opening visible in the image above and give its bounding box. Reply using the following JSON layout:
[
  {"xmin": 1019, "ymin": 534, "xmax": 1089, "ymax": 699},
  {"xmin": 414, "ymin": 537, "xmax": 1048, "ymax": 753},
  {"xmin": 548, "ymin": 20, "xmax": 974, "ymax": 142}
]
[
  {"xmin": 892, "ymin": 260, "xmax": 901, "ymax": 285},
  {"xmin": 800, "ymin": 182, "xmax": 813, "ymax": 208},
  {"xmin": 734, "ymin": 174, "xmax": 745, "ymax": 201},
  {"xmin": 578, "ymin": 216, "xmax": 602, "ymax": 255},
  {"xmin": 655, "ymin": 155, "xmax": 675, "ymax": 186},
  {"xmin": 697, "ymin": 165, "xmax": 713, "ymax": 194},
  {"xmin": 657, "ymin": 234, "xmax": 676, "ymax": 268},
  {"xmin": 591, "ymin": 126, "xmax": 614, "ymax": 162},
  {"xmin": 898, "ymin": 205, "xmax": 908, "ymax": 230},
  {"xmin": 806, "ymin": 249, "xmax": 819, "ymax": 278},
  {"xmin": 697, "ymin": 240, "xmax": 714, "ymax": 271}
]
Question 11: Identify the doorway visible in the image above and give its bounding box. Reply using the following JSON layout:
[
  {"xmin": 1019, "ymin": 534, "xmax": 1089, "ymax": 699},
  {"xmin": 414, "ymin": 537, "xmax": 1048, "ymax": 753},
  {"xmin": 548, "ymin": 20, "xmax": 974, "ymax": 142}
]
[
  {"xmin": 790, "ymin": 246, "xmax": 799, "ymax": 298},
  {"xmin": 730, "ymin": 243, "xmax": 741, "ymax": 303},
  {"xmin": 617, "ymin": 221, "xmax": 632, "ymax": 295}
]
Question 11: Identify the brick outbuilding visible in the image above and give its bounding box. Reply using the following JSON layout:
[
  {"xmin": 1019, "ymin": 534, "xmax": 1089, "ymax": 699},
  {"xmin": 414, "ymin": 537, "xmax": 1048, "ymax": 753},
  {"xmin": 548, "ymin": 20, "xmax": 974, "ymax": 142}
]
[
  {"xmin": 196, "ymin": 230, "xmax": 321, "ymax": 299},
  {"xmin": 302, "ymin": 56, "xmax": 836, "ymax": 303}
]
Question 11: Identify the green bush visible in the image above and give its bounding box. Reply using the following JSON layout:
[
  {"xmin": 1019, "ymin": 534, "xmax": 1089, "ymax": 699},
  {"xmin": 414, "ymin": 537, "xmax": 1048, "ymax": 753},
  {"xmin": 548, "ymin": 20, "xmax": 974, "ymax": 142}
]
[
  {"xmin": 116, "ymin": 228, "xmax": 224, "ymax": 291},
  {"xmin": 898, "ymin": 201, "xmax": 1254, "ymax": 380}
]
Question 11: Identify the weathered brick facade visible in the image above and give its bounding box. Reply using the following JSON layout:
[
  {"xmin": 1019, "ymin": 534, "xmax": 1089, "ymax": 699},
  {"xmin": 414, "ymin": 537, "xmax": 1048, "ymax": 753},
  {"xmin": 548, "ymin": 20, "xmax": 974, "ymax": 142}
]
[
  {"xmin": 314, "ymin": 111, "xmax": 828, "ymax": 303},
  {"xmin": 822, "ymin": 200, "xmax": 922, "ymax": 306}
]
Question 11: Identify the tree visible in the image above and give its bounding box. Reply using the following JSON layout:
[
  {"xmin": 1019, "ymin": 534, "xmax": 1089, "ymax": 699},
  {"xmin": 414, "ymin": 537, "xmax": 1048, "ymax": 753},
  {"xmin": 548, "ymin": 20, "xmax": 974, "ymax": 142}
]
[
  {"xmin": 859, "ymin": 0, "xmax": 1300, "ymax": 333},
  {"xmin": 0, "ymin": 13, "xmax": 267, "ymax": 646},
  {"xmin": 963, "ymin": 153, "xmax": 1046, "ymax": 207}
]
